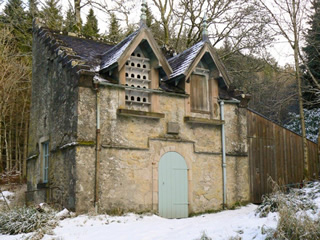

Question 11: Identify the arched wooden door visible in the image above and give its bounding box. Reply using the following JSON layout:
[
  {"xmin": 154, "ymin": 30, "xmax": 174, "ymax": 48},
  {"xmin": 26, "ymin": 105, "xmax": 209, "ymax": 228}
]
[{"xmin": 158, "ymin": 152, "xmax": 188, "ymax": 218}]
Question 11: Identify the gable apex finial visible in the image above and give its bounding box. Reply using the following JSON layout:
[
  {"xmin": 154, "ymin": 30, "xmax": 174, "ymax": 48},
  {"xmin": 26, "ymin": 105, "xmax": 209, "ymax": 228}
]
[
  {"xmin": 202, "ymin": 13, "xmax": 209, "ymax": 41},
  {"xmin": 140, "ymin": 0, "xmax": 147, "ymax": 27}
]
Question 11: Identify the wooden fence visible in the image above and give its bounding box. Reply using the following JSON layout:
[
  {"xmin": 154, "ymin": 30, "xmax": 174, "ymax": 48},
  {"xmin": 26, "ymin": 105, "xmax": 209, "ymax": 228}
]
[{"xmin": 247, "ymin": 109, "xmax": 319, "ymax": 203}]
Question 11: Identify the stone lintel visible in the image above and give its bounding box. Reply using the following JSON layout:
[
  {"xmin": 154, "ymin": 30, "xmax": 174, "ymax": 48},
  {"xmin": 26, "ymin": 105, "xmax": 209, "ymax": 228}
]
[
  {"xmin": 149, "ymin": 137, "xmax": 194, "ymax": 144},
  {"xmin": 194, "ymin": 151, "xmax": 222, "ymax": 155},
  {"xmin": 184, "ymin": 116, "xmax": 224, "ymax": 125},
  {"xmin": 117, "ymin": 108, "xmax": 165, "ymax": 119},
  {"xmin": 101, "ymin": 144, "xmax": 148, "ymax": 151},
  {"xmin": 226, "ymin": 152, "xmax": 248, "ymax": 157}
]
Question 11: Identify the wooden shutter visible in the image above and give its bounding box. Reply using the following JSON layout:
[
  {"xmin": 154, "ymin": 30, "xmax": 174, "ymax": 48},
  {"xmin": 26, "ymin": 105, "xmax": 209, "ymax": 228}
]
[{"xmin": 190, "ymin": 74, "xmax": 209, "ymax": 112}]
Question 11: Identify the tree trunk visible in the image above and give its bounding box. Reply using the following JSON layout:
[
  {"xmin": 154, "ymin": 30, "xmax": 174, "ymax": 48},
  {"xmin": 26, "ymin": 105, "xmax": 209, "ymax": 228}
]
[
  {"xmin": 4, "ymin": 122, "xmax": 9, "ymax": 172},
  {"xmin": 22, "ymin": 118, "xmax": 28, "ymax": 178},
  {"xmin": 0, "ymin": 114, "xmax": 2, "ymax": 173},
  {"xmin": 8, "ymin": 106, "xmax": 13, "ymax": 172},
  {"xmin": 15, "ymin": 116, "xmax": 18, "ymax": 171},
  {"xmin": 292, "ymin": 0, "xmax": 309, "ymax": 179},
  {"xmin": 74, "ymin": 0, "xmax": 82, "ymax": 32}
]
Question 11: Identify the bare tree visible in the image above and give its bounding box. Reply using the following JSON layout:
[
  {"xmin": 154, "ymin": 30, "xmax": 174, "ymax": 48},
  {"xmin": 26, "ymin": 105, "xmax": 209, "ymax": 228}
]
[
  {"xmin": 258, "ymin": 0, "xmax": 313, "ymax": 179},
  {"xmin": 169, "ymin": 0, "xmax": 273, "ymax": 53},
  {"xmin": 0, "ymin": 28, "xmax": 31, "ymax": 177},
  {"xmin": 151, "ymin": 0, "xmax": 174, "ymax": 46}
]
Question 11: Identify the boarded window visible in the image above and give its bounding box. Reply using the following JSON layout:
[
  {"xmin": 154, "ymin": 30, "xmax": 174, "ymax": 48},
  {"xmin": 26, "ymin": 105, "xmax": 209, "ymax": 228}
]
[
  {"xmin": 190, "ymin": 74, "xmax": 209, "ymax": 112},
  {"xmin": 42, "ymin": 142, "xmax": 49, "ymax": 183}
]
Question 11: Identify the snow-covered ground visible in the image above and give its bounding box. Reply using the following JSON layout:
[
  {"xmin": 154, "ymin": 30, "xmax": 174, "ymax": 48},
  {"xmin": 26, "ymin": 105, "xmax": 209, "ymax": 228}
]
[
  {"xmin": 2, "ymin": 182, "xmax": 320, "ymax": 240},
  {"xmin": 0, "ymin": 204, "xmax": 278, "ymax": 240},
  {"xmin": 41, "ymin": 204, "xmax": 277, "ymax": 240}
]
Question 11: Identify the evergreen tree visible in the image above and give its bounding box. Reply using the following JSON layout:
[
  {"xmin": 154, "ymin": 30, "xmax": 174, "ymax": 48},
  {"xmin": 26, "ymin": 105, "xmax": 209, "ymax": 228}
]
[
  {"xmin": 145, "ymin": 3, "xmax": 154, "ymax": 28},
  {"xmin": 285, "ymin": 108, "xmax": 320, "ymax": 142},
  {"xmin": 302, "ymin": 0, "xmax": 320, "ymax": 107},
  {"xmin": 28, "ymin": 0, "xmax": 39, "ymax": 19},
  {"xmin": 82, "ymin": 8, "xmax": 99, "ymax": 39},
  {"xmin": 2, "ymin": 0, "xmax": 30, "ymax": 52},
  {"xmin": 25, "ymin": 0, "xmax": 39, "ymax": 52},
  {"xmin": 107, "ymin": 13, "xmax": 122, "ymax": 44},
  {"xmin": 63, "ymin": 5, "xmax": 78, "ymax": 34},
  {"xmin": 124, "ymin": 24, "xmax": 136, "ymax": 37},
  {"xmin": 41, "ymin": 0, "xmax": 63, "ymax": 30},
  {"xmin": 3, "ymin": 0, "xmax": 25, "ymax": 23}
]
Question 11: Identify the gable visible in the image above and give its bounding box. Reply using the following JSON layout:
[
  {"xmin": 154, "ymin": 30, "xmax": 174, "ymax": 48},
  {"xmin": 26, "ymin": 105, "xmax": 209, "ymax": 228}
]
[
  {"xmin": 99, "ymin": 27, "xmax": 172, "ymax": 78},
  {"xmin": 168, "ymin": 41, "xmax": 205, "ymax": 79},
  {"xmin": 167, "ymin": 42, "xmax": 230, "ymax": 88}
]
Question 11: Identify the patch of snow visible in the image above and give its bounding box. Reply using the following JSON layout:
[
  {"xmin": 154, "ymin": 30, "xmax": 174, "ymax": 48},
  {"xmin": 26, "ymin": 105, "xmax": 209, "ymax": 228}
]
[
  {"xmin": 93, "ymin": 75, "xmax": 108, "ymax": 84},
  {"xmin": 56, "ymin": 208, "xmax": 70, "ymax": 220},
  {"xmin": 60, "ymin": 142, "xmax": 78, "ymax": 150},
  {"xmin": 0, "ymin": 233, "xmax": 33, "ymax": 240},
  {"xmin": 0, "ymin": 191, "xmax": 14, "ymax": 204},
  {"xmin": 27, "ymin": 154, "xmax": 38, "ymax": 160},
  {"xmin": 94, "ymin": 65, "xmax": 100, "ymax": 72}
]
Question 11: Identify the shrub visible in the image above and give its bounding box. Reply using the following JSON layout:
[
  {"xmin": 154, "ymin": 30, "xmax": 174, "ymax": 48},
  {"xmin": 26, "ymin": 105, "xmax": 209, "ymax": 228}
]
[
  {"xmin": 256, "ymin": 193, "xmax": 280, "ymax": 217},
  {"xmin": 0, "ymin": 207, "xmax": 57, "ymax": 235},
  {"xmin": 266, "ymin": 203, "xmax": 320, "ymax": 239},
  {"xmin": 256, "ymin": 182, "xmax": 317, "ymax": 218},
  {"xmin": 258, "ymin": 181, "xmax": 320, "ymax": 239}
]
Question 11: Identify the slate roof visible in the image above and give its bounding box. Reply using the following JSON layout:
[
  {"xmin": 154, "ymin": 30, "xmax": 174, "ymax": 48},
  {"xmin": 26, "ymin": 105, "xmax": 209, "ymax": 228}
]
[
  {"xmin": 33, "ymin": 19, "xmax": 231, "ymax": 94},
  {"xmin": 100, "ymin": 30, "xmax": 139, "ymax": 71},
  {"xmin": 54, "ymin": 33, "xmax": 113, "ymax": 67},
  {"xmin": 168, "ymin": 41, "xmax": 205, "ymax": 79}
]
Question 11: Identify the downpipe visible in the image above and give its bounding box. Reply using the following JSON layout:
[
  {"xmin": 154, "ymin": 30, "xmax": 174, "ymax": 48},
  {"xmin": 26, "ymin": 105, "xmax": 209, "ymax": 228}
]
[
  {"xmin": 94, "ymin": 84, "xmax": 101, "ymax": 213},
  {"xmin": 220, "ymin": 101, "xmax": 227, "ymax": 209}
]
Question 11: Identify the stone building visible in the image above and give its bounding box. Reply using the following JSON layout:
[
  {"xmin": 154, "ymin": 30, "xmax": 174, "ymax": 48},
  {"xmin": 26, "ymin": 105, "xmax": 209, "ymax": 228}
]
[{"xmin": 27, "ymin": 12, "xmax": 250, "ymax": 218}]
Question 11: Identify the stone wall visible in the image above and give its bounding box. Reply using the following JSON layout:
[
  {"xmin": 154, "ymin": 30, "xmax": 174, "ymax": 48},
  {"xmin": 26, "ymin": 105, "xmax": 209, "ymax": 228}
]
[
  {"xmin": 76, "ymin": 84, "xmax": 250, "ymax": 214},
  {"xmin": 27, "ymin": 27, "xmax": 78, "ymax": 210},
  {"xmin": 224, "ymin": 105, "xmax": 250, "ymax": 205}
]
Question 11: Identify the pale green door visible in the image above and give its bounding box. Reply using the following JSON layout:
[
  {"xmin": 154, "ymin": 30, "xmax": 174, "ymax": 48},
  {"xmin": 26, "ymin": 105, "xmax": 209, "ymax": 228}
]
[{"xmin": 159, "ymin": 152, "xmax": 188, "ymax": 218}]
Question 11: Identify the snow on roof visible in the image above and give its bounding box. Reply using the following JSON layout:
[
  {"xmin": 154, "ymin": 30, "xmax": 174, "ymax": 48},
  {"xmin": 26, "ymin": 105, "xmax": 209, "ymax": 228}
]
[
  {"xmin": 100, "ymin": 30, "xmax": 139, "ymax": 71},
  {"xmin": 168, "ymin": 41, "xmax": 205, "ymax": 79}
]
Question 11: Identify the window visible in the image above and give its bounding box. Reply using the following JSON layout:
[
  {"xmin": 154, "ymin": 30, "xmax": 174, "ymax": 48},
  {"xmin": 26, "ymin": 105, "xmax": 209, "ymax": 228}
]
[
  {"xmin": 42, "ymin": 142, "xmax": 49, "ymax": 183},
  {"xmin": 125, "ymin": 47, "xmax": 151, "ymax": 111},
  {"xmin": 190, "ymin": 70, "xmax": 209, "ymax": 112}
]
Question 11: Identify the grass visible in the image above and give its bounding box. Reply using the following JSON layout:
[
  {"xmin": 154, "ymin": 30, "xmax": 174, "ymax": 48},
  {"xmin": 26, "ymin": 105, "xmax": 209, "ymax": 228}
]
[{"xmin": 0, "ymin": 206, "xmax": 57, "ymax": 235}]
